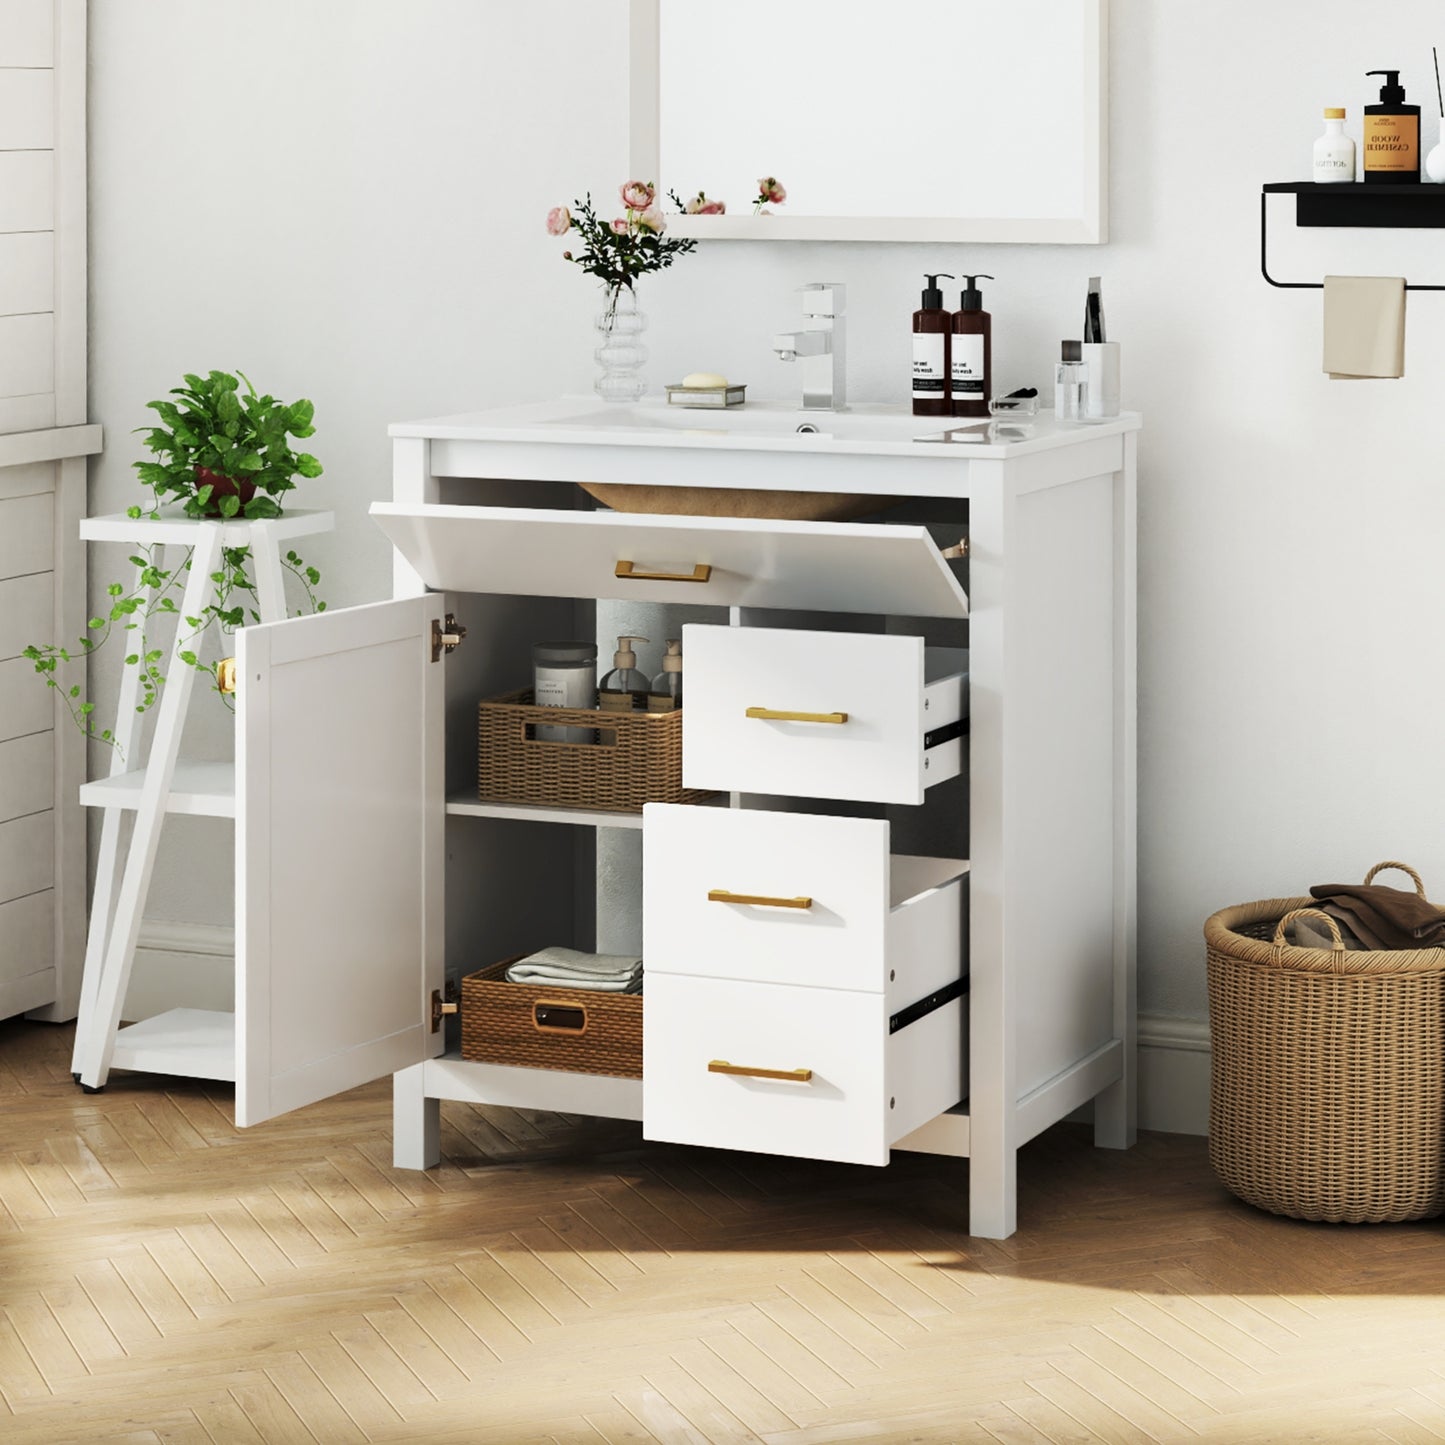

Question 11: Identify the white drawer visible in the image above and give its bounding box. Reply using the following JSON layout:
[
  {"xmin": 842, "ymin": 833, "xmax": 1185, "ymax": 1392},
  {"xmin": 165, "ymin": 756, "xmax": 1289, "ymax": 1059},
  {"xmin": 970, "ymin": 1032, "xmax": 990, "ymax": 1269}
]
[
  {"xmin": 0, "ymin": 313, "xmax": 53, "ymax": 399},
  {"xmin": 643, "ymin": 802, "xmax": 967, "ymax": 998},
  {"xmin": 0, "ymin": 809, "xmax": 52, "ymax": 904},
  {"xmin": 682, "ymin": 625, "xmax": 967, "ymax": 805},
  {"xmin": 0, "ymin": 490, "xmax": 52, "ymax": 579},
  {"xmin": 0, "ymin": 571, "xmax": 52, "ymax": 660},
  {"xmin": 0, "ymin": 731, "xmax": 51, "ymax": 821},
  {"xmin": 372, "ymin": 503, "xmax": 970, "ymax": 620},
  {"xmin": 0, "ymin": 231, "xmax": 52, "ymax": 317},
  {"xmin": 642, "ymin": 972, "xmax": 966, "ymax": 1167},
  {"xmin": 0, "ymin": 657, "xmax": 50, "ymax": 740}
]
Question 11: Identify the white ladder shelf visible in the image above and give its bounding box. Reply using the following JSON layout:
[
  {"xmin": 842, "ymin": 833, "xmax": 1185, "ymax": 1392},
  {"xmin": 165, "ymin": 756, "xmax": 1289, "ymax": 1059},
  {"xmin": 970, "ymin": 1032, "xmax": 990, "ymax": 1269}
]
[{"xmin": 70, "ymin": 506, "xmax": 334, "ymax": 1091}]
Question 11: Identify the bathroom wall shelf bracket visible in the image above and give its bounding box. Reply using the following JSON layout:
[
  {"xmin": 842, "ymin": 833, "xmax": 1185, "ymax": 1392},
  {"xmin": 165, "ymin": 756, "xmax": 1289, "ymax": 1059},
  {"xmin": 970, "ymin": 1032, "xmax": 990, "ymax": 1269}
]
[{"xmin": 1260, "ymin": 184, "xmax": 1445, "ymax": 291}]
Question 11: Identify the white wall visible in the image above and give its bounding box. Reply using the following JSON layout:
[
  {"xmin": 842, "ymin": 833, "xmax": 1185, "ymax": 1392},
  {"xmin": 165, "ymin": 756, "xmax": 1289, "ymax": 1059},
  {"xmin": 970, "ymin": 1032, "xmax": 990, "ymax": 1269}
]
[{"xmin": 88, "ymin": 2, "xmax": 1445, "ymax": 1117}]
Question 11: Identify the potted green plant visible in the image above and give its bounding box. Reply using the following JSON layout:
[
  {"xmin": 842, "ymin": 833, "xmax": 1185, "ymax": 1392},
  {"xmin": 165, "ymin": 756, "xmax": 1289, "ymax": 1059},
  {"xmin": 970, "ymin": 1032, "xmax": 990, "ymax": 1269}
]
[{"xmin": 25, "ymin": 369, "xmax": 327, "ymax": 751}]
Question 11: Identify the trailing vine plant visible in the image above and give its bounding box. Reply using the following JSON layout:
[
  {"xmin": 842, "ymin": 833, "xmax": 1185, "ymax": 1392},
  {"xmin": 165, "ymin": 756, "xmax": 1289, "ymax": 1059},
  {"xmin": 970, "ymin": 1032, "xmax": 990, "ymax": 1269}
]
[{"xmin": 25, "ymin": 370, "xmax": 326, "ymax": 753}]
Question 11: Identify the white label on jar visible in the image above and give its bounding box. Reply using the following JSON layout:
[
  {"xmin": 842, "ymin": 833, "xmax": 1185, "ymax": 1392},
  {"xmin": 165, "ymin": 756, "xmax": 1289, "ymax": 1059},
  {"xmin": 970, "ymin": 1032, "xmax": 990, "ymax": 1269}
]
[
  {"xmin": 534, "ymin": 675, "xmax": 568, "ymax": 706},
  {"xmin": 951, "ymin": 334, "xmax": 985, "ymax": 396},
  {"xmin": 912, "ymin": 333, "xmax": 946, "ymax": 397}
]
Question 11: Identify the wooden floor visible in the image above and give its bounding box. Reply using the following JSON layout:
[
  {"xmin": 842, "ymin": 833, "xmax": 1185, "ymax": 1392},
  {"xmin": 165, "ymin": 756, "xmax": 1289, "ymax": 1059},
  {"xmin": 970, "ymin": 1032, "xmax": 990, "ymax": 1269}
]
[{"xmin": 4, "ymin": 1023, "xmax": 1445, "ymax": 1444}]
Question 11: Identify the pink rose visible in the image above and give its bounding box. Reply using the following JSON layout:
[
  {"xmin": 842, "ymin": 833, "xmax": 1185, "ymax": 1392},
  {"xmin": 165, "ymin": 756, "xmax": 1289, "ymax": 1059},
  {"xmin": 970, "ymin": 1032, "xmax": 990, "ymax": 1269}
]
[
  {"xmin": 684, "ymin": 191, "xmax": 726, "ymax": 215},
  {"xmin": 610, "ymin": 216, "xmax": 631, "ymax": 235},
  {"xmin": 620, "ymin": 180, "xmax": 656, "ymax": 210},
  {"xmin": 637, "ymin": 204, "xmax": 667, "ymax": 234},
  {"xmin": 757, "ymin": 176, "xmax": 786, "ymax": 205},
  {"xmin": 546, "ymin": 205, "xmax": 571, "ymax": 237}
]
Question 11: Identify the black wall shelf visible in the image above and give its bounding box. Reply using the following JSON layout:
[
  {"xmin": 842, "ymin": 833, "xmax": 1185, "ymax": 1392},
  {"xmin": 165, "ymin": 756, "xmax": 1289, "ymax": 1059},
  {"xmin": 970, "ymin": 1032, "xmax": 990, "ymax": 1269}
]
[{"xmin": 1260, "ymin": 183, "xmax": 1445, "ymax": 291}]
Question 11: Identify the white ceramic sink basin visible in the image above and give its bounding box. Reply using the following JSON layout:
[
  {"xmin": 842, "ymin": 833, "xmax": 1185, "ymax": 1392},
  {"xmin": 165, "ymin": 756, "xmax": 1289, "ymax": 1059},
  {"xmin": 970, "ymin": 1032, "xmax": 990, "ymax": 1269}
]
[{"xmin": 543, "ymin": 402, "xmax": 954, "ymax": 444}]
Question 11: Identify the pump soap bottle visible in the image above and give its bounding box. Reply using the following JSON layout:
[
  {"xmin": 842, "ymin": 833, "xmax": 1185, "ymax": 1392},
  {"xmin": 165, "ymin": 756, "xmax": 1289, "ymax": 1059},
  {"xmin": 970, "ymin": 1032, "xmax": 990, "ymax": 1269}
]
[
  {"xmin": 1364, "ymin": 70, "xmax": 1420, "ymax": 183},
  {"xmin": 599, "ymin": 635, "xmax": 650, "ymax": 712},
  {"xmin": 912, "ymin": 273, "xmax": 954, "ymax": 416},
  {"xmin": 647, "ymin": 638, "xmax": 683, "ymax": 712},
  {"xmin": 950, "ymin": 274, "xmax": 994, "ymax": 418}
]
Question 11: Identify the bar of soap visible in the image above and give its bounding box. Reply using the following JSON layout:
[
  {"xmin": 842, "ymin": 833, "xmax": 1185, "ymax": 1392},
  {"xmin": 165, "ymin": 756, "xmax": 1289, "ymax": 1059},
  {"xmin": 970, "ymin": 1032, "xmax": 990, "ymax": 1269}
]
[{"xmin": 681, "ymin": 371, "xmax": 729, "ymax": 389}]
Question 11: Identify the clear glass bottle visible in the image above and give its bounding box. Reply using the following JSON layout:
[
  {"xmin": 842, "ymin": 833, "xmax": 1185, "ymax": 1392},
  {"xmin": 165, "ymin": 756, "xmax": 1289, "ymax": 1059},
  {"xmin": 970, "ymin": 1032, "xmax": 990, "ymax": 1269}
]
[
  {"xmin": 1313, "ymin": 107, "xmax": 1356, "ymax": 184},
  {"xmin": 647, "ymin": 638, "xmax": 683, "ymax": 711},
  {"xmin": 598, "ymin": 635, "xmax": 650, "ymax": 712}
]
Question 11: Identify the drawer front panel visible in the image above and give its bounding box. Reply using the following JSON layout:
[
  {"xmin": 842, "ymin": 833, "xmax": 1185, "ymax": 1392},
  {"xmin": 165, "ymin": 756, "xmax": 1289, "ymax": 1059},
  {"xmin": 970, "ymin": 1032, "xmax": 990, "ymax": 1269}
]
[
  {"xmin": 0, "ymin": 889, "xmax": 53, "ymax": 987},
  {"xmin": 644, "ymin": 973, "xmax": 890, "ymax": 1166},
  {"xmin": 644, "ymin": 803, "xmax": 888, "ymax": 992},
  {"xmin": 0, "ymin": 1, "xmax": 54, "ymax": 67},
  {"xmin": 0, "ymin": 809, "xmax": 53, "ymax": 903},
  {"xmin": 0, "ymin": 731, "xmax": 51, "ymax": 821},
  {"xmin": 0, "ymin": 490, "xmax": 52, "ymax": 578},
  {"xmin": 682, "ymin": 625, "xmax": 928, "ymax": 804},
  {"xmin": 0, "ymin": 67, "xmax": 53, "ymax": 148},
  {"xmin": 0, "ymin": 571, "xmax": 52, "ymax": 659},
  {"xmin": 0, "ymin": 656, "xmax": 49, "ymax": 740}
]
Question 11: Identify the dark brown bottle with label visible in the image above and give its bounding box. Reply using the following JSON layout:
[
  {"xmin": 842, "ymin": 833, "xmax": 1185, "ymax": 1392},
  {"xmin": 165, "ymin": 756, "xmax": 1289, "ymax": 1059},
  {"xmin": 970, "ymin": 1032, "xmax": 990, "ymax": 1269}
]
[
  {"xmin": 912, "ymin": 273, "xmax": 953, "ymax": 416},
  {"xmin": 950, "ymin": 274, "xmax": 993, "ymax": 417}
]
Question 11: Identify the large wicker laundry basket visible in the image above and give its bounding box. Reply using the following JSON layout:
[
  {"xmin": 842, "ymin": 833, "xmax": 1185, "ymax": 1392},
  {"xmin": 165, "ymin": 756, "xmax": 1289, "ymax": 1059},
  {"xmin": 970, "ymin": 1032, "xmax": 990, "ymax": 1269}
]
[{"xmin": 1205, "ymin": 862, "xmax": 1445, "ymax": 1224}]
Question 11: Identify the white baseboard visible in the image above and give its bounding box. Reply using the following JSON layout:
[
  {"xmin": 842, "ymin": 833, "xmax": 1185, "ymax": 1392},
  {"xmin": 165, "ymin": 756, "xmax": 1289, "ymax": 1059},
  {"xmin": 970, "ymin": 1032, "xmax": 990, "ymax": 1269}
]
[
  {"xmin": 1138, "ymin": 1012, "xmax": 1210, "ymax": 1137},
  {"xmin": 127, "ymin": 919, "xmax": 234, "ymax": 1021},
  {"xmin": 124, "ymin": 927, "xmax": 1215, "ymax": 1138}
]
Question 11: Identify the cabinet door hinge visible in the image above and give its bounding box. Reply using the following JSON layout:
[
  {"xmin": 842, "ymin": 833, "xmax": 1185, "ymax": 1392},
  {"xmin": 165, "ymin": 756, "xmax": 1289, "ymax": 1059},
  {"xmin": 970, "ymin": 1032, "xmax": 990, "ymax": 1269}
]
[
  {"xmin": 431, "ymin": 614, "xmax": 466, "ymax": 662},
  {"xmin": 430, "ymin": 979, "xmax": 460, "ymax": 1032}
]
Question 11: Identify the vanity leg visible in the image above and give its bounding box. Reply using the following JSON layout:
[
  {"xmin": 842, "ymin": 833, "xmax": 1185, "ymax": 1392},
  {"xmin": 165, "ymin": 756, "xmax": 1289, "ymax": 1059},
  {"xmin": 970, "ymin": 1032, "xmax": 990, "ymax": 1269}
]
[
  {"xmin": 393, "ymin": 1062, "xmax": 440, "ymax": 1170},
  {"xmin": 1096, "ymin": 442, "xmax": 1138, "ymax": 1151}
]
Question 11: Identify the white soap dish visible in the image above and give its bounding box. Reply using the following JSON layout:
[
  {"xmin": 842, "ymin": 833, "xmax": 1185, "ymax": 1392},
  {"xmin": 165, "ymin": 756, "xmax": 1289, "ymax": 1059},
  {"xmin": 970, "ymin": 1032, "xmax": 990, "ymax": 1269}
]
[{"xmin": 665, "ymin": 382, "xmax": 747, "ymax": 409}]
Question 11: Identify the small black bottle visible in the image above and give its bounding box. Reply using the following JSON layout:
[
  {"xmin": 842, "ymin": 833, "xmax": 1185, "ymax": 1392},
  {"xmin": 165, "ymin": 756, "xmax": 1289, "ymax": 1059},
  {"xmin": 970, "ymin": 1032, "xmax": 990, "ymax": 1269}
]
[
  {"xmin": 912, "ymin": 273, "xmax": 953, "ymax": 417},
  {"xmin": 1363, "ymin": 70, "xmax": 1420, "ymax": 184}
]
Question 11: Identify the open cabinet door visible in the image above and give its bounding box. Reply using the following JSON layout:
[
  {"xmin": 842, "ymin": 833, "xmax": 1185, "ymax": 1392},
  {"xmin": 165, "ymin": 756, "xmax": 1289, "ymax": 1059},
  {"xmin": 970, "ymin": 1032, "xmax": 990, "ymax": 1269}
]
[{"xmin": 234, "ymin": 596, "xmax": 446, "ymax": 1127}]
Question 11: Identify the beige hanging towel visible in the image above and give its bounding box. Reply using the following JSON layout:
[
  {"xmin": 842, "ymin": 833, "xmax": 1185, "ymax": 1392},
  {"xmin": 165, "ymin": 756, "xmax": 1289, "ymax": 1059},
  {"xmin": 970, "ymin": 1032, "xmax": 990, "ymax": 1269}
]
[{"xmin": 1322, "ymin": 274, "xmax": 1406, "ymax": 379}]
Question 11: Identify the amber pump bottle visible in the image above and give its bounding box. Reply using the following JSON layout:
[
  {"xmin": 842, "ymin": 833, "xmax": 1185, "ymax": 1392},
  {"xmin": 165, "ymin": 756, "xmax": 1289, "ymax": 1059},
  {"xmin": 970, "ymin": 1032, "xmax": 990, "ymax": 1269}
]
[
  {"xmin": 912, "ymin": 273, "xmax": 953, "ymax": 416},
  {"xmin": 1363, "ymin": 69, "xmax": 1420, "ymax": 183},
  {"xmin": 950, "ymin": 274, "xmax": 994, "ymax": 417}
]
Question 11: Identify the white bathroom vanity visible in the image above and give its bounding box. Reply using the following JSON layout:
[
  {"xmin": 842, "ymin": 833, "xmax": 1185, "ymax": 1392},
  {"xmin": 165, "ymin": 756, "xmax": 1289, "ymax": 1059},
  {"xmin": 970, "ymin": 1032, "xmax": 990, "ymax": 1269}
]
[{"xmin": 229, "ymin": 397, "xmax": 1138, "ymax": 1242}]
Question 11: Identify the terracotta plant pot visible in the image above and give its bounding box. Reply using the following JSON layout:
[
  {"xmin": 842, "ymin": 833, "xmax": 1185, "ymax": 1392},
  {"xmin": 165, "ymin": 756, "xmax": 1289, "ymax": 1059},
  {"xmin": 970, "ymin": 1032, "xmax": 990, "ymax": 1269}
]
[{"xmin": 193, "ymin": 465, "xmax": 256, "ymax": 516}]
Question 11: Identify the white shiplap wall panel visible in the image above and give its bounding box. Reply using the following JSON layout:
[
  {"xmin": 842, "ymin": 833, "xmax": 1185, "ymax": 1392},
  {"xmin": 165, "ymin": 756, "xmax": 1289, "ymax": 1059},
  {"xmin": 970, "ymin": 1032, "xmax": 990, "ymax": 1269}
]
[
  {"xmin": 0, "ymin": 68, "xmax": 53, "ymax": 148},
  {"xmin": 0, "ymin": 151, "xmax": 51, "ymax": 231},
  {"xmin": 0, "ymin": 231, "xmax": 52, "ymax": 315},
  {"xmin": 0, "ymin": 1, "xmax": 54, "ymax": 67},
  {"xmin": 0, "ymin": 313, "xmax": 54, "ymax": 397}
]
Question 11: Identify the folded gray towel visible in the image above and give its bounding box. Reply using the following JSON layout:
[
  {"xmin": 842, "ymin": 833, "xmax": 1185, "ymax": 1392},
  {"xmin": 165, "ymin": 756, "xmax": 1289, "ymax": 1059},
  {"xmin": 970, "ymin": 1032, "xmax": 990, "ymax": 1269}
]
[{"xmin": 505, "ymin": 946, "xmax": 643, "ymax": 991}]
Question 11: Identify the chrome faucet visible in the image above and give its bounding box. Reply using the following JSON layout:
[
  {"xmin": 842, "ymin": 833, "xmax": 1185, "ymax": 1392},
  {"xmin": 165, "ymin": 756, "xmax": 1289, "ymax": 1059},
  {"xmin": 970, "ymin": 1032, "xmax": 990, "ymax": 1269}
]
[{"xmin": 772, "ymin": 282, "xmax": 846, "ymax": 411}]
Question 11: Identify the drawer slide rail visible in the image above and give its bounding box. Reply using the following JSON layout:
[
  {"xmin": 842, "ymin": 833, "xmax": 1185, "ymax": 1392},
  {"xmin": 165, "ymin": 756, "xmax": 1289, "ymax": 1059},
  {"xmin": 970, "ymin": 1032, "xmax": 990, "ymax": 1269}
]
[{"xmin": 889, "ymin": 976, "xmax": 968, "ymax": 1035}]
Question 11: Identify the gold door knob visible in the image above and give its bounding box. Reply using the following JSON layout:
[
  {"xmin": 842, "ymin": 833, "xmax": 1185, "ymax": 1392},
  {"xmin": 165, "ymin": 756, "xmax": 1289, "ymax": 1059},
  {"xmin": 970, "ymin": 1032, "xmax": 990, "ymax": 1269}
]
[{"xmin": 216, "ymin": 657, "xmax": 238, "ymax": 694}]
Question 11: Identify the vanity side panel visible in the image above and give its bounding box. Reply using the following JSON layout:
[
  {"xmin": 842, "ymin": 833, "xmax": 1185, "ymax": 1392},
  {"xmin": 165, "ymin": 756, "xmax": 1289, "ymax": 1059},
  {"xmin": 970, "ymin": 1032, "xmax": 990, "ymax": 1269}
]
[{"xmin": 1009, "ymin": 470, "xmax": 1117, "ymax": 1097}]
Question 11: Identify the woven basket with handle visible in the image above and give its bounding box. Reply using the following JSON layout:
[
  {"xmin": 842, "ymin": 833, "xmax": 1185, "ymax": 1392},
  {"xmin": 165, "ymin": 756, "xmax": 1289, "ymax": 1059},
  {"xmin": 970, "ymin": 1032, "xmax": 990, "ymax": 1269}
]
[{"xmin": 1205, "ymin": 861, "xmax": 1445, "ymax": 1224}]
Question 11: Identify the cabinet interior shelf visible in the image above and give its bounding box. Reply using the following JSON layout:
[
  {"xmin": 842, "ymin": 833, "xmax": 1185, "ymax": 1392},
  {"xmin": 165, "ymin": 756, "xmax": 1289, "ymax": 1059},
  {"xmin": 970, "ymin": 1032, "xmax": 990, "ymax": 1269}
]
[
  {"xmin": 445, "ymin": 792, "xmax": 728, "ymax": 828},
  {"xmin": 1262, "ymin": 182, "xmax": 1445, "ymax": 229}
]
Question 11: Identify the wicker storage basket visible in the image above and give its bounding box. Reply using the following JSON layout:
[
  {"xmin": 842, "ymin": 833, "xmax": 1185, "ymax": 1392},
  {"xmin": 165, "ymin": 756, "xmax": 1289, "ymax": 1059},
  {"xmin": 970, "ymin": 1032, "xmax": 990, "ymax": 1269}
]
[
  {"xmin": 1205, "ymin": 861, "xmax": 1445, "ymax": 1224},
  {"xmin": 477, "ymin": 689, "xmax": 716, "ymax": 813},
  {"xmin": 460, "ymin": 958, "xmax": 642, "ymax": 1078}
]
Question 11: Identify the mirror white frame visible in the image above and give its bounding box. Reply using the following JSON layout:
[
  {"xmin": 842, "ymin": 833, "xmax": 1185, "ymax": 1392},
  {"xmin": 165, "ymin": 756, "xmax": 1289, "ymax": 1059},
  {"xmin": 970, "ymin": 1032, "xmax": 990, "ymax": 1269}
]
[{"xmin": 629, "ymin": 0, "xmax": 1107, "ymax": 245}]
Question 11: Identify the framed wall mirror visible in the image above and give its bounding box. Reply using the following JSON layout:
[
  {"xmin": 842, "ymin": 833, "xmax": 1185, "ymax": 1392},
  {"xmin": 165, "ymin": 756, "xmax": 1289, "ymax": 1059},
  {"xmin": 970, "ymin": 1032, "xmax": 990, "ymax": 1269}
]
[{"xmin": 629, "ymin": 0, "xmax": 1107, "ymax": 245}]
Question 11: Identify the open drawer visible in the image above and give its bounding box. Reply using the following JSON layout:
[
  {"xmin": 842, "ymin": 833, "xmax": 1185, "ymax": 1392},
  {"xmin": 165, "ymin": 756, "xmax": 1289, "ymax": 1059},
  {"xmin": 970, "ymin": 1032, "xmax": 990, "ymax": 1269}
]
[
  {"xmin": 643, "ymin": 803, "xmax": 967, "ymax": 999},
  {"xmin": 682, "ymin": 625, "xmax": 967, "ymax": 805},
  {"xmin": 371, "ymin": 502, "xmax": 969, "ymax": 618}
]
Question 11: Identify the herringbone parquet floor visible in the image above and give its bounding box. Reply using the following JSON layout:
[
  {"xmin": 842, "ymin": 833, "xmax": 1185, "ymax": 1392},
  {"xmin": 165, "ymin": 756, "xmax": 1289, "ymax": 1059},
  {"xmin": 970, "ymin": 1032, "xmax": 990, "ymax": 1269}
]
[{"xmin": 3, "ymin": 1018, "xmax": 1445, "ymax": 1444}]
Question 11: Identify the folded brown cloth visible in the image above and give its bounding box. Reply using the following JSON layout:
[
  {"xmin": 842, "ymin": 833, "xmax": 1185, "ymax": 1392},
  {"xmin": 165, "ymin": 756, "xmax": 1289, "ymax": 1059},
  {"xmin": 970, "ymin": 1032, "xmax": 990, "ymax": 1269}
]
[{"xmin": 1308, "ymin": 881, "xmax": 1445, "ymax": 951}]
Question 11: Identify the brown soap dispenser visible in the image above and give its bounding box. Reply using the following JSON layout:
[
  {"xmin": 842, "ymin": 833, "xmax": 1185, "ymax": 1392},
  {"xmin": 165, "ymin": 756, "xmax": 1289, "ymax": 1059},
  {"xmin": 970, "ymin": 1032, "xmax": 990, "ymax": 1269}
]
[
  {"xmin": 950, "ymin": 274, "xmax": 994, "ymax": 417},
  {"xmin": 912, "ymin": 273, "xmax": 953, "ymax": 416},
  {"xmin": 1363, "ymin": 69, "xmax": 1421, "ymax": 183}
]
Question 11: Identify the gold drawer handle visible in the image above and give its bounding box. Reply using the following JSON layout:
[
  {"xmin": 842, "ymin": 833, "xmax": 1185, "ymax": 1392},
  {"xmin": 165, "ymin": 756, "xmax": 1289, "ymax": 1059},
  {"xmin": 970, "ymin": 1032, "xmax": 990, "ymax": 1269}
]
[
  {"xmin": 615, "ymin": 560, "xmax": 712, "ymax": 583},
  {"xmin": 216, "ymin": 657, "xmax": 238, "ymax": 694},
  {"xmin": 745, "ymin": 707, "xmax": 848, "ymax": 725},
  {"xmin": 709, "ymin": 1059, "xmax": 813, "ymax": 1083},
  {"xmin": 708, "ymin": 889, "xmax": 813, "ymax": 910}
]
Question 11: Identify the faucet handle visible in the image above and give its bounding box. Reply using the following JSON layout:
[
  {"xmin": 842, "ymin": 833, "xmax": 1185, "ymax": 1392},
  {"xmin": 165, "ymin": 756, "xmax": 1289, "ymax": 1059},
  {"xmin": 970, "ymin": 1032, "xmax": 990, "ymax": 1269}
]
[{"xmin": 798, "ymin": 282, "xmax": 846, "ymax": 317}]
